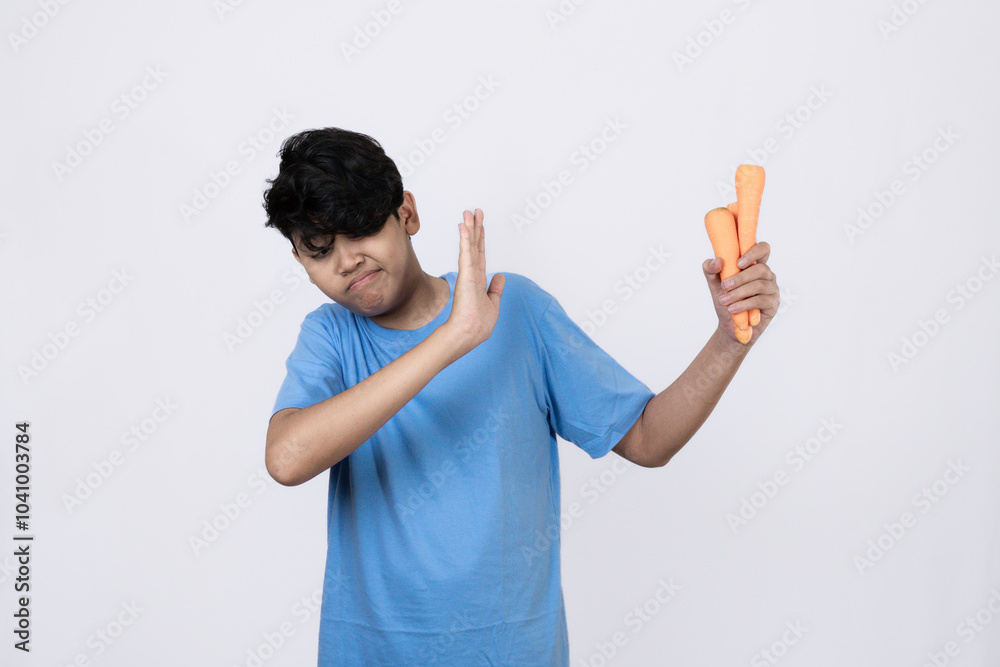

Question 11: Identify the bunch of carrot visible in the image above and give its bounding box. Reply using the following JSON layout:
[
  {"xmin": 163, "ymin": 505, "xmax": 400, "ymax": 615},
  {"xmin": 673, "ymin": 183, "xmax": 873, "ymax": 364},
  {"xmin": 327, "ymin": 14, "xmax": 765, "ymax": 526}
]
[{"xmin": 704, "ymin": 164, "xmax": 765, "ymax": 345}]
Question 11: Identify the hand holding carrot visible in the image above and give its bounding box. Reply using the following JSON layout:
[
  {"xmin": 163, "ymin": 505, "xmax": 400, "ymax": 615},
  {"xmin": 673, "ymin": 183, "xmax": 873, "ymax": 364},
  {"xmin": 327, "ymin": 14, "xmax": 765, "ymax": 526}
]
[
  {"xmin": 703, "ymin": 164, "xmax": 779, "ymax": 345},
  {"xmin": 703, "ymin": 239, "xmax": 779, "ymax": 345}
]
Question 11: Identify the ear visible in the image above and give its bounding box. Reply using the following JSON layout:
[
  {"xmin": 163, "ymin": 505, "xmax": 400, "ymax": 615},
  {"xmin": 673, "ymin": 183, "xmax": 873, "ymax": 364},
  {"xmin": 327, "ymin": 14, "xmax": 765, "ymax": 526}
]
[{"xmin": 398, "ymin": 191, "xmax": 420, "ymax": 234}]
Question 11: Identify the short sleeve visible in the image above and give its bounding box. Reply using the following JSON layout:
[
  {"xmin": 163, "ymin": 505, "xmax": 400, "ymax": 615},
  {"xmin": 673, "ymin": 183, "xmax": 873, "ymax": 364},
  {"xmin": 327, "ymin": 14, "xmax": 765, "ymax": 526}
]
[
  {"xmin": 536, "ymin": 295, "xmax": 655, "ymax": 459},
  {"xmin": 271, "ymin": 310, "xmax": 347, "ymax": 420}
]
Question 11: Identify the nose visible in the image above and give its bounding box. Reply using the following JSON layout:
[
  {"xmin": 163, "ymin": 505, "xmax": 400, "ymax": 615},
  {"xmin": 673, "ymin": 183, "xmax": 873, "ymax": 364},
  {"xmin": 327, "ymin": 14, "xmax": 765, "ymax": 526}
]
[{"xmin": 333, "ymin": 239, "xmax": 366, "ymax": 275}]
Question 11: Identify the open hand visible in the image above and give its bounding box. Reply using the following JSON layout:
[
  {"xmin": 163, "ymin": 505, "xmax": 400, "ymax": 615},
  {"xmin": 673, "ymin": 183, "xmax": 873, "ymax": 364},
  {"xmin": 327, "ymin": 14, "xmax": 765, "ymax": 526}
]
[
  {"xmin": 703, "ymin": 240, "xmax": 779, "ymax": 345},
  {"xmin": 447, "ymin": 208, "xmax": 505, "ymax": 350}
]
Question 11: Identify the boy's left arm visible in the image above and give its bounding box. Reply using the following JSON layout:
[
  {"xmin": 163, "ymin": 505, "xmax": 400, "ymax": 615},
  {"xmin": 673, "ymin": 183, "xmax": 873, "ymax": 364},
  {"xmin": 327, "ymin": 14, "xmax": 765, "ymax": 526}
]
[{"xmin": 614, "ymin": 241, "xmax": 779, "ymax": 468}]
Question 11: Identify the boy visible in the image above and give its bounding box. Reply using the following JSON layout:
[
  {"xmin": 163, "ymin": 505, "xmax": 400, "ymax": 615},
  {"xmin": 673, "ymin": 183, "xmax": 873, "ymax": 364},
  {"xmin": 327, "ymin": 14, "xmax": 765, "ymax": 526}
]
[{"xmin": 262, "ymin": 128, "xmax": 779, "ymax": 665}]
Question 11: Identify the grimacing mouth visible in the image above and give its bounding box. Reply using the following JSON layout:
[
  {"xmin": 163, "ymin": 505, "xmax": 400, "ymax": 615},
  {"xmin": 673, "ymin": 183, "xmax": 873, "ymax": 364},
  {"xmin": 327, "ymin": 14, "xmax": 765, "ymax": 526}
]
[{"xmin": 349, "ymin": 269, "xmax": 380, "ymax": 289}]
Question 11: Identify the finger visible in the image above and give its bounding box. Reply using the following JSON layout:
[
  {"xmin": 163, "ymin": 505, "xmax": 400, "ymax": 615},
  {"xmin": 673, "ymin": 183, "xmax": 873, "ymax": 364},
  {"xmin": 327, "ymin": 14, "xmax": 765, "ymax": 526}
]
[
  {"xmin": 459, "ymin": 211, "xmax": 472, "ymax": 271},
  {"xmin": 466, "ymin": 208, "xmax": 478, "ymax": 264},
  {"xmin": 477, "ymin": 209, "xmax": 486, "ymax": 269},
  {"xmin": 465, "ymin": 208, "xmax": 479, "ymax": 274},
  {"xmin": 720, "ymin": 261, "xmax": 772, "ymax": 293},
  {"xmin": 721, "ymin": 277, "xmax": 779, "ymax": 306},
  {"xmin": 738, "ymin": 240, "xmax": 770, "ymax": 269},
  {"xmin": 479, "ymin": 213, "xmax": 486, "ymax": 271},
  {"xmin": 462, "ymin": 209, "xmax": 471, "ymax": 237},
  {"xmin": 726, "ymin": 293, "xmax": 778, "ymax": 316},
  {"xmin": 467, "ymin": 209, "xmax": 484, "ymax": 281},
  {"xmin": 488, "ymin": 272, "xmax": 505, "ymax": 301},
  {"xmin": 702, "ymin": 257, "xmax": 723, "ymax": 277}
]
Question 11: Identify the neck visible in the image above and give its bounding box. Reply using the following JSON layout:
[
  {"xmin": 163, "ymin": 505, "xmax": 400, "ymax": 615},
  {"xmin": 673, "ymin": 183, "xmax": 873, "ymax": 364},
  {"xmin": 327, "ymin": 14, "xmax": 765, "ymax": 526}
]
[{"xmin": 369, "ymin": 271, "xmax": 448, "ymax": 331}]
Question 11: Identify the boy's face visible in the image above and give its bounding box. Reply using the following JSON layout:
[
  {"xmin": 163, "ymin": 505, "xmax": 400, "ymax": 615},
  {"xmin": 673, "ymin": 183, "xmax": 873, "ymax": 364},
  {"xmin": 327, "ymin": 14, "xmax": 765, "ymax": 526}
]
[{"xmin": 291, "ymin": 191, "xmax": 421, "ymax": 317}]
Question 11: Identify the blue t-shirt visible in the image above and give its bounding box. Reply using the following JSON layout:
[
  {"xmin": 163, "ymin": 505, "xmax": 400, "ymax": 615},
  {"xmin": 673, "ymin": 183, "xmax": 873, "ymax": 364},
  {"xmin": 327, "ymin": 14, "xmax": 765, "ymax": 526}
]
[{"xmin": 271, "ymin": 271, "xmax": 654, "ymax": 666}]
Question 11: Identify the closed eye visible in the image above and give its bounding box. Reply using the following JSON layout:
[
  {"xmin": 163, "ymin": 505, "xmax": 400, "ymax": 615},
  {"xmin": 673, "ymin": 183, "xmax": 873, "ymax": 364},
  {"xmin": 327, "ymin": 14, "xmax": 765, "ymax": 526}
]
[{"xmin": 311, "ymin": 233, "xmax": 363, "ymax": 259}]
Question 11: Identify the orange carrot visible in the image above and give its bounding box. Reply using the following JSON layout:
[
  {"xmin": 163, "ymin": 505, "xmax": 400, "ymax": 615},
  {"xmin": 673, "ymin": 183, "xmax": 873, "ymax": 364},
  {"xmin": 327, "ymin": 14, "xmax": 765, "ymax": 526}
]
[
  {"xmin": 735, "ymin": 165, "xmax": 765, "ymax": 327},
  {"xmin": 705, "ymin": 207, "xmax": 751, "ymax": 344},
  {"xmin": 726, "ymin": 201, "xmax": 739, "ymax": 220}
]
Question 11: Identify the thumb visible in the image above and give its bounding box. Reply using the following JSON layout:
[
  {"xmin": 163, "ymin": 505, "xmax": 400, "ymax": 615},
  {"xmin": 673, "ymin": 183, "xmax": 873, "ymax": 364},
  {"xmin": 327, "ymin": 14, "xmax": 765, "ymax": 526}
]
[
  {"xmin": 488, "ymin": 273, "xmax": 505, "ymax": 302},
  {"xmin": 703, "ymin": 257, "xmax": 723, "ymax": 279}
]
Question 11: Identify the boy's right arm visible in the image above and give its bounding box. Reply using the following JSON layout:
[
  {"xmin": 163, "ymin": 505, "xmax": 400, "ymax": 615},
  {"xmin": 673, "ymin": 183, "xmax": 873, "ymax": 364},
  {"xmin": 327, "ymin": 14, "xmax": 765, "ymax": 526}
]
[{"xmin": 265, "ymin": 321, "xmax": 471, "ymax": 486}]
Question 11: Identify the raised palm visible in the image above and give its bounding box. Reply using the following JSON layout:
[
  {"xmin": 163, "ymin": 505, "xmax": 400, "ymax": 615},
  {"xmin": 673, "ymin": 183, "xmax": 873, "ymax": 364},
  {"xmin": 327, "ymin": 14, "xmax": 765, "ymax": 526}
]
[{"xmin": 447, "ymin": 208, "xmax": 505, "ymax": 349}]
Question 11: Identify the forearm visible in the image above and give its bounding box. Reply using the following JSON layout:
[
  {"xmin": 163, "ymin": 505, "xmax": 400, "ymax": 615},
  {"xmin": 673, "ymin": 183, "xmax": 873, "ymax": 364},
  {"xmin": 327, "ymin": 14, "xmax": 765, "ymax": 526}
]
[
  {"xmin": 640, "ymin": 327, "xmax": 752, "ymax": 467},
  {"xmin": 266, "ymin": 322, "xmax": 472, "ymax": 485}
]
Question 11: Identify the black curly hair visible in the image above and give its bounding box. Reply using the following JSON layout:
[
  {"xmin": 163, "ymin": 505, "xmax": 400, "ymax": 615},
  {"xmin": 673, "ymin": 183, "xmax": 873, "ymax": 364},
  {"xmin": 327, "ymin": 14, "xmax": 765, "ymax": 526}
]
[{"xmin": 262, "ymin": 127, "xmax": 404, "ymax": 255}]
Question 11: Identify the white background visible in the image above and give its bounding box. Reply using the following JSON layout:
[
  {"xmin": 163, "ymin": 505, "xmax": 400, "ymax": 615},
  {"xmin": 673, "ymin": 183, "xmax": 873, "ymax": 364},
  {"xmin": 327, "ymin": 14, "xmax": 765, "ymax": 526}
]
[{"xmin": 3, "ymin": 0, "xmax": 999, "ymax": 665}]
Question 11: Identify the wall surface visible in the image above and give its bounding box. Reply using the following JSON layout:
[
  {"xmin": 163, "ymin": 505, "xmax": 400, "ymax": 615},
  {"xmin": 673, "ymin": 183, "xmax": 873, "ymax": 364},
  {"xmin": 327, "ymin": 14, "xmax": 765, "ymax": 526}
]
[{"xmin": 3, "ymin": 1, "xmax": 998, "ymax": 665}]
